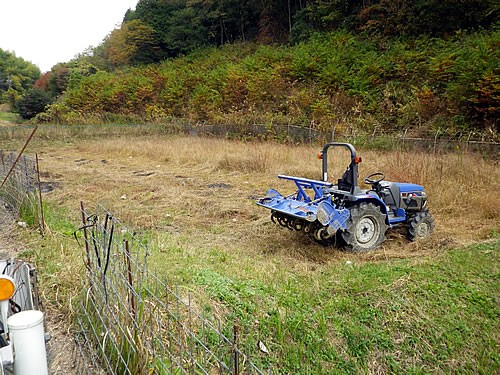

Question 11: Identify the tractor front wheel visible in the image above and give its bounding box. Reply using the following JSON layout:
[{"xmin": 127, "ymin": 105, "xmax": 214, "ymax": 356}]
[
  {"xmin": 407, "ymin": 211, "xmax": 435, "ymax": 241},
  {"xmin": 342, "ymin": 203, "xmax": 388, "ymax": 252}
]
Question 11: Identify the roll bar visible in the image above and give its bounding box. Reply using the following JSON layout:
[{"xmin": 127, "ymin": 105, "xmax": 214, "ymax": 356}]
[{"xmin": 319, "ymin": 142, "xmax": 360, "ymax": 194}]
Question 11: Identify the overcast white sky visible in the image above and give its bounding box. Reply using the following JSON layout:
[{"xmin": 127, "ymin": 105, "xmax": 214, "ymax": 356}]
[{"xmin": 0, "ymin": 0, "xmax": 138, "ymax": 72}]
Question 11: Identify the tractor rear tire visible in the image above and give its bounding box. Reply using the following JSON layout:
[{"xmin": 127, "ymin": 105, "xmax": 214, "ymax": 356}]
[
  {"xmin": 407, "ymin": 211, "xmax": 435, "ymax": 241},
  {"xmin": 342, "ymin": 203, "xmax": 388, "ymax": 252}
]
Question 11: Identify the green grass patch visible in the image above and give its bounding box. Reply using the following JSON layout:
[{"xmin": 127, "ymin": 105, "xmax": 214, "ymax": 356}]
[
  {"xmin": 18, "ymin": 192, "xmax": 42, "ymax": 227},
  {"xmin": 0, "ymin": 111, "xmax": 18, "ymax": 123},
  {"xmin": 21, "ymin": 199, "xmax": 499, "ymax": 374},
  {"xmin": 167, "ymin": 242, "xmax": 499, "ymax": 374},
  {"xmin": 17, "ymin": 202, "xmax": 82, "ymax": 312}
]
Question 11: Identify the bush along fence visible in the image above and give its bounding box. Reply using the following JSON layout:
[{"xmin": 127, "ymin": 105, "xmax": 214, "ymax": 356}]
[
  {"xmin": 0, "ymin": 150, "xmax": 44, "ymax": 233},
  {"xmin": 74, "ymin": 203, "xmax": 268, "ymax": 375}
]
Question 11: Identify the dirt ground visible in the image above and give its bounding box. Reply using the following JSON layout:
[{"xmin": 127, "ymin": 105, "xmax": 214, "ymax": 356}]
[{"xmin": 34, "ymin": 136, "xmax": 499, "ymax": 257}]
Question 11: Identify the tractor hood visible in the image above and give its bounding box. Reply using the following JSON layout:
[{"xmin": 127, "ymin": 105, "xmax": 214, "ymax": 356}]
[{"xmin": 395, "ymin": 183, "xmax": 425, "ymax": 192}]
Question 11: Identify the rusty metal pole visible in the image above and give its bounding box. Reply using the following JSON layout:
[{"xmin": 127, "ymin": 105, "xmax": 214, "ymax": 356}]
[
  {"xmin": 0, "ymin": 125, "xmax": 37, "ymax": 190},
  {"xmin": 125, "ymin": 240, "xmax": 136, "ymax": 320},
  {"xmin": 80, "ymin": 201, "xmax": 91, "ymax": 271},
  {"xmin": 35, "ymin": 153, "xmax": 45, "ymax": 234},
  {"xmin": 233, "ymin": 323, "xmax": 239, "ymax": 375}
]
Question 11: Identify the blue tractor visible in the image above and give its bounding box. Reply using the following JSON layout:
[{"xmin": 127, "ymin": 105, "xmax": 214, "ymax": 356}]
[{"xmin": 257, "ymin": 143, "xmax": 434, "ymax": 252}]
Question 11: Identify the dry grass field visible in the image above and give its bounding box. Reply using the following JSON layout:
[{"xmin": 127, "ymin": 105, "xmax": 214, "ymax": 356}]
[
  {"xmin": 38, "ymin": 135, "xmax": 498, "ymax": 258},
  {"xmin": 5, "ymin": 129, "xmax": 498, "ymax": 373}
]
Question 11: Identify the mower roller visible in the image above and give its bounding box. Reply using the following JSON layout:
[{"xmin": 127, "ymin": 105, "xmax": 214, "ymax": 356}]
[{"xmin": 257, "ymin": 143, "xmax": 434, "ymax": 252}]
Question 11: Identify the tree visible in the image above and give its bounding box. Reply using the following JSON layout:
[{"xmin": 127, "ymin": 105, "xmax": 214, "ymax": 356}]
[
  {"xmin": 197, "ymin": 0, "xmax": 260, "ymax": 44},
  {"xmin": 35, "ymin": 72, "xmax": 52, "ymax": 92},
  {"xmin": 357, "ymin": 0, "xmax": 498, "ymax": 36},
  {"xmin": 161, "ymin": 4, "xmax": 209, "ymax": 55},
  {"xmin": 258, "ymin": 0, "xmax": 309, "ymax": 43},
  {"xmin": 131, "ymin": 0, "xmax": 261, "ymax": 56},
  {"xmin": 103, "ymin": 20, "xmax": 163, "ymax": 67},
  {"xmin": 16, "ymin": 88, "xmax": 51, "ymax": 119},
  {"xmin": 126, "ymin": 19, "xmax": 164, "ymax": 64},
  {"xmin": 103, "ymin": 27, "xmax": 130, "ymax": 67},
  {"xmin": 0, "ymin": 48, "xmax": 41, "ymax": 106},
  {"xmin": 48, "ymin": 65, "xmax": 71, "ymax": 97}
]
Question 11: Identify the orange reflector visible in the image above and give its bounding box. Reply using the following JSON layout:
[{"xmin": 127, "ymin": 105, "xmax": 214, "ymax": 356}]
[
  {"xmin": 317, "ymin": 152, "xmax": 323, "ymax": 160},
  {"xmin": 354, "ymin": 156, "xmax": 362, "ymax": 164},
  {"xmin": 0, "ymin": 276, "xmax": 15, "ymax": 301}
]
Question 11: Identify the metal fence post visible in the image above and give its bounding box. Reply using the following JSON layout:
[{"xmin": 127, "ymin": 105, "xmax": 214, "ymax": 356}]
[
  {"xmin": 80, "ymin": 201, "xmax": 91, "ymax": 271},
  {"xmin": 0, "ymin": 126, "xmax": 37, "ymax": 190},
  {"xmin": 125, "ymin": 240, "xmax": 136, "ymax": 320},
  {"xmin": 233, "ymin": 323, "xmax": 239, "ymax": 375},
  {"xmin": 35, "ymin": 154, "xmax": 45, "ymax": 234}
]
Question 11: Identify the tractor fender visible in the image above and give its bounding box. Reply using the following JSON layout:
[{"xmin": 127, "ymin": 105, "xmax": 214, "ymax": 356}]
[{"xmin": 350, "ymin": 195, "xmax": 389, "ymax": 217}]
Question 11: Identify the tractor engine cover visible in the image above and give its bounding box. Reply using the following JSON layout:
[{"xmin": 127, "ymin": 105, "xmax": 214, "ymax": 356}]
[{"xmin": 396, "ymin": 183, "xmax": 428, "ymax": 211}]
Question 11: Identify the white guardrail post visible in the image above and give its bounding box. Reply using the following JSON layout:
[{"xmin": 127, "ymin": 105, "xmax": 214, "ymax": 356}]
[{"xmin": 7, "ymin": 310, "xmax": 48, "ymax": 375}]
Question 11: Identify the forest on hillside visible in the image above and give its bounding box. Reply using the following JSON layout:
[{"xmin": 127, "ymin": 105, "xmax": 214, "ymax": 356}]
[
  {"xmin": 0, "ymin": 50, "xmax": 40, "ymax": 112},
  {"xmin": 116, "ymin": 0, "xmax": 498, "ymax": 63},
  {"xmin": 1, "ymin": 0, "xmax": 498, "ymax": 137}
]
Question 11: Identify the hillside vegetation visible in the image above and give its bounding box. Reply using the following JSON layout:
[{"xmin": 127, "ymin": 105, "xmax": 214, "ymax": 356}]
[
  {"xmin": 1, "ymin": 0, "xmax": 498, "ymax": 137},
  {"xmin": 40, "ymin": 30, "xmax": 499, "ymax": 137}
]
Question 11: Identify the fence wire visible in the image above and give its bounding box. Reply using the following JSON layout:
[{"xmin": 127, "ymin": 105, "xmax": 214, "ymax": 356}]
[
  {"xmin": 0, "ymin": 151, "xmax": 43, "ymax": 241},
  {"xmin": 0, "ymin": 151, "xmax": 37, "ymax": 210},
  {"xmin": 185, "ymin": 122, "xmax": 499, "ymax": 155},
  {"xmin": 74, "ymin": 203, "xmax": 268, "ymax": 375},
  {"xmin": 1, "ymin": 123, "xmax": 497, "ymax": 157}
]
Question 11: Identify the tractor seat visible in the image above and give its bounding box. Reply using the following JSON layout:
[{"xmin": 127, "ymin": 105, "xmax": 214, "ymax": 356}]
[{"xmin": 337, "ymin": 166, "xmax": 355, "ymax": 192}]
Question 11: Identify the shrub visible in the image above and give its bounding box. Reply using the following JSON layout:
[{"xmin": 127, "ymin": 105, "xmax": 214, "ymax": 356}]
[
  {"xmin": 16, "ymin": 88, "xmax": 51, "ymax": 119},
  {"xmin": 38, "ymin": 29, "xmax": 498, "ymax": 138}
]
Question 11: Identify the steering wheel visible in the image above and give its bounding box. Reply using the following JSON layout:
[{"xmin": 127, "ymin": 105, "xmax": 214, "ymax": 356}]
[{"xmin": 364, "ymin": 172, "xmax": 385, "ymax": 185}]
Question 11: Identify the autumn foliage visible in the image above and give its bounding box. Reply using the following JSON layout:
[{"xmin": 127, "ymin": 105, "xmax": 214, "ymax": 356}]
[
  {"xmin": 13, "ymin": 0, "xmax": 497, "ymax": 136},
  {"xmin": 39, "ymin": 30, "xmax": 499, "ymax": 136}
]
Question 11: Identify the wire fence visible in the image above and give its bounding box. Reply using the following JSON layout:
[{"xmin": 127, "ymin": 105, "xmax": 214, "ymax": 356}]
[
  {"xmin": 1, "ymin": 122, "xmax": 498, "ymax": 157},
  {"xmin": 74, "ymin": 203, "xmax": 268, "ymax": 375},
  {"xmin": 0, "ymin": 151, "xmax": 44, "ymax": 236},
  {"xmin": 185, "ymin": 122, "xmax": 499, "ymax": 155},
  {"xmin": 0, "ymin": 149, "xmax": 43, "ymax": 310}
]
